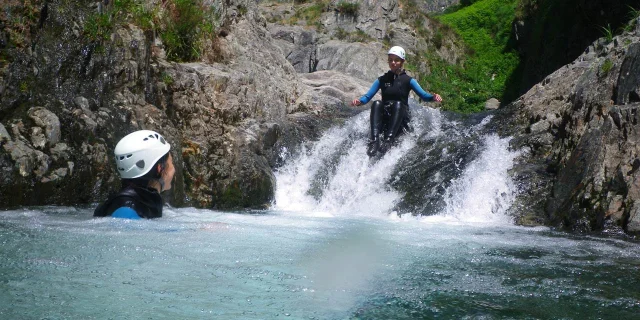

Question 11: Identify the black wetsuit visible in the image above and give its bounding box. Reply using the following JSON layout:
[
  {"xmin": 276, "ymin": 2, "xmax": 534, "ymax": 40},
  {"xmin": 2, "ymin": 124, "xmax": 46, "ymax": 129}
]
[
  {"xmin": 94, "ymin": 184, "xmax": 164, "ymax": 219},
  {"xmin": 358, "ymin": 70, "xmax": 435, "ymax": 144}
]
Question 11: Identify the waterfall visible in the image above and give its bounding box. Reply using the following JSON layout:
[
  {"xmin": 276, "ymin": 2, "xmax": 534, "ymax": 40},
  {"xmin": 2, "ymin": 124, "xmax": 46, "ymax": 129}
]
[{"xmin": 274, "ymin": 102, "xmax": 520, "ymax": 223}]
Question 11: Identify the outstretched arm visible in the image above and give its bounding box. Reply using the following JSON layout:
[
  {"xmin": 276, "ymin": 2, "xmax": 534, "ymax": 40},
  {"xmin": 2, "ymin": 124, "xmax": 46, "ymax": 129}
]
[
  {"xmin": 410, "ymin": 79, "xmax": 442, "ymax": 103},
  {"xmin": 352, "ymin": 79, "xmax": 381, "ymax": 106}
]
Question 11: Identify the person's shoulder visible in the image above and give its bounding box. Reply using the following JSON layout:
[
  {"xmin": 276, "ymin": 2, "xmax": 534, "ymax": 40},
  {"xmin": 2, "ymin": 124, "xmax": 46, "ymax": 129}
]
[
  {"xmin": 111, "ymin": 207, "xmax": 141, "ymax": 219},
  {"xmin": 400, "ymin": 70, "xmax": 413, "ymax": 79},
  {"xmin": 93, "ymin": 185, "xmax": 141, "ymax": 217},
  {"xmin": 378, "ymin": 70, "xmax": 393, "ymax": 81}
]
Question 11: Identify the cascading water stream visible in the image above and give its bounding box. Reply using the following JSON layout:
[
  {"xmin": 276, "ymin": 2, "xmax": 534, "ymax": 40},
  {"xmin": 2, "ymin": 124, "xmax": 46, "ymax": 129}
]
[{"xmin": 274, "ymin": 101, "xmax": 521, "ymax": 224}]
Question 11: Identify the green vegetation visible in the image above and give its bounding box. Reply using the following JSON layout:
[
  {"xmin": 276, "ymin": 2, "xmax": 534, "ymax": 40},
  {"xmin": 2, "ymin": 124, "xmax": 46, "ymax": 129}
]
[
  {"xmin": 0, "ymin": 0, "xmax": 44, "ymax": 48},
  {"xmin": 629, "ymin": 5, "xmax": 640, "ymax": 20},
  {"xmin": 287, "ymin": 1, "xmax": 328, "ymax": 27},
  {"xmin": 625, "ymin": 5, "xmax": 640, "ymax": 32},
  {"xmin": 81, "ymin": 0, "xmax": 218, "ymax": 62},
  {"xmin": 19, "ymin": 81, "xmax": 29, "ymax": 93},
  {"xmin": 84, "ymin": 12, "xmax": 113, "ymax": 42},
  {"xmin": 600, "ymin": 59, "xmax": 613, "ymax": 75},
  {"xmin": 600, "ymin": 24, "xmax": 614, "ymax": 42},
  {"xmin": 161, "ymin": 72, "xmax": 174, "ymax": 85},
  {"xmin": 161, "ymin": 0, "xmax": 217, "ymax": 62},
  {"xmin": 418, "ymin": 0, "xmax": 519, "ymax": 113},
  {"xmin": 334, "ymin": 28, "xmax": 373, "ymax": 43},
  {"xmin": 336, "ymin": 2, "xmax": 359, "ymax": 17}
]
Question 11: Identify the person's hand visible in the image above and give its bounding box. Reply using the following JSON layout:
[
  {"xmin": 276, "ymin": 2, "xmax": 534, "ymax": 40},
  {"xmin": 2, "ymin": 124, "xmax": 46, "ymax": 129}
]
[
  {"xmin": 434, "ymin": 94, "xmax": 443, "ymax": 103},
  {"xmin": 351, "ymin": 98, "xmax": 362, "ymax": 106}
]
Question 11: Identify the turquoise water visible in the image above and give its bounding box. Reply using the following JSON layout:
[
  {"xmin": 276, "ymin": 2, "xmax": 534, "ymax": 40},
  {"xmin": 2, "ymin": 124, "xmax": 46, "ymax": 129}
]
[
  {"xmin": 3, "ymin": 108, "xmax": 639, "ymax": 319},
  {"xmin": 1, "ymin": 208, "xmax": 639, "ymax": 319}
]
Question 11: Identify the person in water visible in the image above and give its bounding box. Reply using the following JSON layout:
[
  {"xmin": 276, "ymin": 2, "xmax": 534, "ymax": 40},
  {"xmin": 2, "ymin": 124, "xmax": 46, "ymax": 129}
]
[
  {"xmin": 351, "ymin": 46, "xmax": 442, "ymax": 156},
  {"xmin": 94, "ymin": 130, "xmax": 175, "ymax": 219}
]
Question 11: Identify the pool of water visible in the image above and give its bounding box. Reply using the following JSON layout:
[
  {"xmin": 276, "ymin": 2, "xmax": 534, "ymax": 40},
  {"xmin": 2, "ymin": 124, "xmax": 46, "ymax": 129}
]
[{"xmin": 1, "ymin": 207, "xmax": 639, "ymax": 319}]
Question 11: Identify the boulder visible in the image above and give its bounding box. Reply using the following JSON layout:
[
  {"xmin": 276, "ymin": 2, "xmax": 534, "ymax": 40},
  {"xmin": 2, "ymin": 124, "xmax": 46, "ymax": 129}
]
[{"xmin": 484, "ymin": 98, "xmax": 500, "ymax": 110}]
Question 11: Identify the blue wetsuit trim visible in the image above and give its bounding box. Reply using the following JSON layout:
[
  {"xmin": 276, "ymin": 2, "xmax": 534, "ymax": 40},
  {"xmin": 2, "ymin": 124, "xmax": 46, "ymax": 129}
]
[
  {"xmin": 359, "ymin": 79, "xmax": 380, "ymax": 104},
  {"xmin": 111, "ymin": 207, "xmax": 141, "ymax": 219},
  {"xmin": 410, "ymin": 79, "xmax": 434, "ymax": 101},
  {"xmin": 358, "ymin": 78, "xmax": 435, "ymax": 104}
]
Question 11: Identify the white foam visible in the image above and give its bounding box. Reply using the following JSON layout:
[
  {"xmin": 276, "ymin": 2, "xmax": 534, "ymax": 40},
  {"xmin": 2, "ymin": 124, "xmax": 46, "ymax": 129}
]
[{"xmin": 274, "ymin": 105, "xmax": 519, "ymax": 224}]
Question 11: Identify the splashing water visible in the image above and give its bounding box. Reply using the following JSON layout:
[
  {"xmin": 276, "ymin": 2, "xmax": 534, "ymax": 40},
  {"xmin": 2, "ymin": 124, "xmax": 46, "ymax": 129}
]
[
  {"xmin": 274, "ymin": 104, "xmax": 520, "ymax": 225},
  {"xmin": 438, "ymin": 134, "xmax": 520, "ymax": 224}
]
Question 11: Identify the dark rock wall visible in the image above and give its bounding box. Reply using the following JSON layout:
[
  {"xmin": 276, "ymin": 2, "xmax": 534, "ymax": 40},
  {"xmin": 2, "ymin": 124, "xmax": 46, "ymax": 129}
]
[
  {"xmin": 513, "ymin": 0, "xmax": 640, "ymax": 97},
  {"xmin": 501, "ymin": 23, "xmax": 640, "ymax": 234}
]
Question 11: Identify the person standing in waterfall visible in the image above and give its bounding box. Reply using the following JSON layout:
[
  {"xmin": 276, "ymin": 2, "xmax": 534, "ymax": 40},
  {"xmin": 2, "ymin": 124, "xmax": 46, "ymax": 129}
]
[
  {"xmin": 94, "ymin": 130, "xmax": 176, "ymax": 219},
  {"xmin": 351, "ymin": 46, "xmax": 442, "ymax": 156}
]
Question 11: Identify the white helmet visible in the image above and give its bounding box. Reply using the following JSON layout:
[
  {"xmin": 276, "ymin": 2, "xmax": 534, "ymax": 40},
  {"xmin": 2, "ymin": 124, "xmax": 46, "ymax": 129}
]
[
  {"xmin": 114, "ymin": 130, "xmax": 171, "ymax": 179},
  {"xmin": 387, "ymin": 46, "xmax": 406, "ymax": 60}
]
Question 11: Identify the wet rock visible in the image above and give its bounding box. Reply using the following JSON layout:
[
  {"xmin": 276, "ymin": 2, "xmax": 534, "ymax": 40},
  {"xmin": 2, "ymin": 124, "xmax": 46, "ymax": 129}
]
[
  {"xmin": 30, "ymin": 127, "xmax": 47, "ymax": 150},
  {"xmin": 27, "ymin": 107, "xmax": 61, "ymax": 147},
  {"xmin": 50, "ymin": 143, "xmax": 70, "ymax": 162},
  {"xmin": 627, "ymin": 200, "xmax": 640, "ymax": 233},
  {"xmin": 530, "ymin": 120, "xmax": 550, "ymax": 134},
  {"xmin": 0, "ymin": 123, "xmax": 10, "ymax": 142},
  {"xmin": 2, "ymin": 139, "xmax": 49, "ymax": 178},
  {"xmin": 41, "ymin": 167, "xmax": 68, "ymax": 183}
]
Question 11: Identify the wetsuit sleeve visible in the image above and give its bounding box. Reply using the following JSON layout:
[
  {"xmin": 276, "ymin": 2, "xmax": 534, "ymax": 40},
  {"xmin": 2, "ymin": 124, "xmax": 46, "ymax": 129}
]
[
  {"xmin": 111, "ymin": 207, "xmax": 141, "ymax": 219},
  {"xmin": 410, "ymin": 79, "xmax": 434, "ymax": 101},
  {"xmin": 358, "ymin": 79, "xmax": 381, "ymax": 104}
]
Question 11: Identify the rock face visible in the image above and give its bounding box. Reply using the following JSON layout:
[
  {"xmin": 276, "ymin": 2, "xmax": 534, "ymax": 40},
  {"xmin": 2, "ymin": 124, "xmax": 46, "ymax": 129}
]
[
  {"xmin": 263, "ymin": 0, "xmax": 465, "ymax": 84},
  {"xmin": 498, "ymin": 23, "xmax": 640, "ymax": 234},
  {"xmin": 419, "ymin": 0, "xmax": 461, "ymax": 13},
  {"xmin": 0, "ymin": 0, "xmax": 370, "ymax": 210}
]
